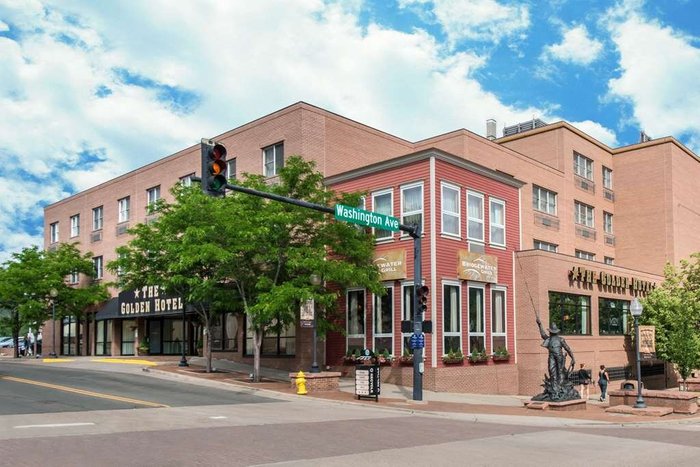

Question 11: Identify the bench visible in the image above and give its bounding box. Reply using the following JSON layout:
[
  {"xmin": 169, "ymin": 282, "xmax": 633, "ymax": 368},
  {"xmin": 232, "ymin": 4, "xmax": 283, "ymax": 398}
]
[{"xmin": 608, "ymin": 389, "xmax": 698, "ymax": 414}]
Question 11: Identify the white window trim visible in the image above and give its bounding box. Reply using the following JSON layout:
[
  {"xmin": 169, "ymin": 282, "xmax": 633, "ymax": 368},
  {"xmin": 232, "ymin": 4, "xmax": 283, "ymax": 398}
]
[
  {"xmin": 574, "ymin": 152, "xmax": 593, "ymax": 180},
  {"xmin": 467, "ymin": 283, "xmax": 486, "ymax": 355},
  {"xmin": 604, "ymin": 211, "xmax": 613, "ymax": 234},
  {"xmin": 467, "ymin": 191, "xmax": 485, "ymax": 243},
  {"xmin": 441, "ymin": 182, "xmax": 461, "ymax": 238},
  {"xmin": 50, "ymin": 222, "xmax": 59, "ymax": 243},
  {"xmin": 400, "ymin": 282, "xmax": 415, "ymax": 355},
  {"xmin": 262, "ymin": 143, "xmax": 283, "ymax": 178},
  {"xmin": 372, "ymin": 188, "xmax": 394, "ymax": 241},
  {"xmin": 533, "ymin": 185, "xmax": 557, "ymax": 216},
  {"xmin": 93, "ymin": 256, "xmax": 103, "ymax": 280},
  {"xmin": 70, "ymin": 215, "xmax": 79, "ymax": 238},
  {"xmin": 400, "ymin": 182, "xmax": 423, "ymax": 237},
  {"xmin": 603, "ymin": 166, "xmax": 613, "ymax": 190},
  {"xmin": 574, "ymin": 201, "xmax": 594, "ymax": 228},
  {"xmin": 147, "ymin": 186, "xmax": 160, "ymax": 207},
  {"xmin": 575, "ymin": 250, "xmax": 596, "ymax": 261},
  {"xmin": 69, "ymin": 271, "xmax": 79, "ymax": 284},
  {"xmin": 373, "ymin": 285, "xmax": 394, "ymax": 355},
  {"xmin": 489, "ymin": 197, "xmax": 506, "ymax": 247},
  {"xmin": 490, "ymin": 287, "xmax": 507, "ymax": 353},
  {"xmin": 442, "ymin": 281, "xmax": 462, "ymax": 355},
  {"xmin": 346, "ymin": 288, "xmax": 366, "ymax": 351},
  {"xmin": 92, "ymin": 206, "xmax": 103, "ymax": 231},
  {"xmin": 534, "ymin": 239, "xmax": 558, "ymax": 252},
  {"xmin": 118, "ymin": 197, "xmax": 130, "ymax": 223}
]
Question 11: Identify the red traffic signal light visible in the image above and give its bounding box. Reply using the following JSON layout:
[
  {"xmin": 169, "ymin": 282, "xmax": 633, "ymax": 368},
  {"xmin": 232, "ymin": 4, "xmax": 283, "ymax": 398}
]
[{"xmin": 201, "ymin": 139, "xmax": 228, "ymax": 195}]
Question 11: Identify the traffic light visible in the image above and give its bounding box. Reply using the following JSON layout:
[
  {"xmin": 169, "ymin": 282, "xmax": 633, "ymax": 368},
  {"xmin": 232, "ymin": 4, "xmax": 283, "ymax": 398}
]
[
  {"xmin": 200, "ymin": 139, "xmax": 227, "ymax": 196},
  {"xmin": 417, "ymin": 285, "xmax": 429, "ymax": 315}
]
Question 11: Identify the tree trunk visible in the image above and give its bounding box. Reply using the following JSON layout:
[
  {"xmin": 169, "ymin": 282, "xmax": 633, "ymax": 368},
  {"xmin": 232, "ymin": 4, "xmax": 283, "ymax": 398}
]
[
  {"xmin": 253, "ymin": 329, "xmax": 262, "ymax": 383},
  {"xmin": 204, "ymin": 315, "xmax": 212, "ymax": 373}
]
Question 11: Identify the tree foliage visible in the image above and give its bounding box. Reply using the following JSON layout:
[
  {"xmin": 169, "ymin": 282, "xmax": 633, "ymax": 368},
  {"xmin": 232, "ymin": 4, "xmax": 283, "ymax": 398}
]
[
  {"xmin": 109, "ymin": 156, "xmax": 382, "ymax": 379},
  {"xmin": 642, "ymin": 253, "xmax": 700, "ymax": 387},
  {"xmin": 0, "ymin": 244, "xmax": 107, "ymax": 357}
]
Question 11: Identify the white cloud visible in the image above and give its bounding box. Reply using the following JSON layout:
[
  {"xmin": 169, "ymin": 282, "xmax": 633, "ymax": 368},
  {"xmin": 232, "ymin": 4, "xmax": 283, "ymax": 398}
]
[
  {"xmin": 399, "ymin": 0, "xmax": 530, "ymax": 45},
  {"xmin": 568, "ymin": 119, "xmax": 618, "ymax": 147},
  {"xmin": 0, "ymin": 0, "xmax": 608, "ymax": 259},
  {"xmin": 543, "ymin": 25, "xmax": 604, "ymax": 65},
  {"xmin": 604, "ymin": 1, "xmax": 700, "ymax": 148}
]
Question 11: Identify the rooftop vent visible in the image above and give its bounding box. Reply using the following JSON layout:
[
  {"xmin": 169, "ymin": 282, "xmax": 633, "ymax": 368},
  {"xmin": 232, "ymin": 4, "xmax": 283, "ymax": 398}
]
[
  {"xmin": 639, "ymin": 131, "xmax": 652, "ymax": 143},
  {"xmin": 503, "ymin": 118, "xmax": 548, "ymax": 137},
  {"xmin": 486, "ymin": 119, "xmax": 497, "ymax": 140}
]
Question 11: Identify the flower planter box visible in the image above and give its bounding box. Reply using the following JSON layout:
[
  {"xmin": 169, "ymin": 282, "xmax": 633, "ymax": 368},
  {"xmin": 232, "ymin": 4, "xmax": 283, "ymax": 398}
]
[
  {"xmin": 492, "ymin": 355, "xmax": 510, "ymax": 362},
  {"xmin": 468, "ymin": 356, "xmax": 488, "ymax": 364},
  {"xmin": 442, "ymin": 357, "xmax": 465, "ymax": 365},
  {"xmin": 343, "ymin": 357, "xmax": 360, "ymax": 365}
]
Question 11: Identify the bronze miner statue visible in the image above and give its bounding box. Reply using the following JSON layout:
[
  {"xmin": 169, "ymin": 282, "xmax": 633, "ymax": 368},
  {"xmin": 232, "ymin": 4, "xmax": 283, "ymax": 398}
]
[{"xmin": 532, "ymin": 316, "xmax": 580, "ymax": 402}]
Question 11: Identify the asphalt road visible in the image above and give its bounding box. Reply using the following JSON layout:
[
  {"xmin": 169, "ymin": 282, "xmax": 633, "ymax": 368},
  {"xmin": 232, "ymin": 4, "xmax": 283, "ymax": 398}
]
[
  {"xmin": 2, "ymin": 359, "xmax": 700, "ymax": 466},
  {"xmin": 0, "ymin": 360, "xmax": 279, "ymax": 414}
]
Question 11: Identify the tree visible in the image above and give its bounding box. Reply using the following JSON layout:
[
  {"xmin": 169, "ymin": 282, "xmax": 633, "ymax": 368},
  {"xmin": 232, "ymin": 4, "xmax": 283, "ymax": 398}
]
[
  {"xmin": 109, "ymin": 156, "xmax": 382, "ymax": 379},
  {"xmin": 0, "ymin": 244, "xmax": 107, "ymax": 357},
  {"xmin": 642, "ymin": 253, "xmax": 700, "ymax": 389}
]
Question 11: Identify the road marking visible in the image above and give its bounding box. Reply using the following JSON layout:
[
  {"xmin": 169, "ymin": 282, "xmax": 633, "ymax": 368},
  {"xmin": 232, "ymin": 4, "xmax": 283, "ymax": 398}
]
[
  {"xmin": 42, "ymin": 358, "xmax": 75, "ymax": 363},
  {"xmin": 209, "ymin": 416, "xmax": 227, "ymax": 419},
  {"xmin": 90, "ymin": 358, "xmax": 158, "ymax": 366},
  {"xmin": 1, "ymin": 376, "xmax": 169, "ymax": 408},
  {"xmin": 14, "ymin": 422, "xmax": 95, "ymax": 429}
]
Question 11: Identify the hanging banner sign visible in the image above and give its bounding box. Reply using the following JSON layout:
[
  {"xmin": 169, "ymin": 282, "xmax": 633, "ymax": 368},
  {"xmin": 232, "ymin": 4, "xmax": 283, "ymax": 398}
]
[
  {"xmin": 457, "ymin": 250, "xmax": 498, "ymax": 283},
  {"xmin": 639, "ymin": 325, "xmax": 656, "ymax": 356},
  {"xmin": 300, "ymin": 299, "xmax": 315, "ymax": 328}
]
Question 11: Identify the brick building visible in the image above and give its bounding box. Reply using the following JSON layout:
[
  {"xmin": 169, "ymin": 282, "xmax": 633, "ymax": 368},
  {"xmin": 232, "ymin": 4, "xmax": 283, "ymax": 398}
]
[{"xmin": 43, "ymin": 102, "xmax": 699, "ymax": 395}]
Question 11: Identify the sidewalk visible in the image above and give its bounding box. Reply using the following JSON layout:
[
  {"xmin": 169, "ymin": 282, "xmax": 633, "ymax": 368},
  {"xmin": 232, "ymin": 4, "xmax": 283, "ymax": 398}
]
[{"xmin": 144, "ymin": 356, "xmax": 700, "ymax": 425}]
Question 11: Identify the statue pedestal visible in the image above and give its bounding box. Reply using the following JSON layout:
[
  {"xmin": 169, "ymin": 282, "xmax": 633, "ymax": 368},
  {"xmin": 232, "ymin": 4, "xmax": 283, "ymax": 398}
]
[{"xmin": 525, "ymin": 399, "xmax": 587, "ymax": 411}]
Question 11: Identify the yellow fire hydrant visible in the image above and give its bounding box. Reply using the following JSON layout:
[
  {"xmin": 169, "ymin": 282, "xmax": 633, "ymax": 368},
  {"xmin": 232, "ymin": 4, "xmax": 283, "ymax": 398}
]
[{"xmin": 295, "ymin": 370, "xmax": 308, "ymax": 395}]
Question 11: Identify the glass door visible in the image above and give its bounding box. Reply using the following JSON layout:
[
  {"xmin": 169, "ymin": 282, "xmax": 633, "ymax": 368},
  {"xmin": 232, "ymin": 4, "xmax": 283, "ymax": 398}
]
[{"xmin": 148, "ymin": 320, "xmax": 162, "ymax": 354}]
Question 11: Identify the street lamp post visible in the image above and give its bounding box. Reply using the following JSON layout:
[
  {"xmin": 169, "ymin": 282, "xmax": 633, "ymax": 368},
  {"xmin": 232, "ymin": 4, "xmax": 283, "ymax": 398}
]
[
  {"xmin": 49, "ymin": 288, "xmax": 58, "ymax": 358},
  {"xmin": 630, "ymin": 298, "xmax": 646, "ymax": 409},
  {"xmin": 178, "ymin": 305, "xmax": 189, "ymax": 367},
  {"xmin": 309, "ymin": 274, "xmax": 321, "ymax": 374}
]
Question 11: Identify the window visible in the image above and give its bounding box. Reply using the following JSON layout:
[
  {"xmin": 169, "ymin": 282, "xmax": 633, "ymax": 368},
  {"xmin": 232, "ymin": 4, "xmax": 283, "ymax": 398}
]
[
  {"xmin": 604, "ymin": 256, "xmax": 614, "ymax": 265},
  {"xmin": 179, "ymin": 173, "xmax": 195, "ymax": 187},
  {"xmin": 93, "ymin": 256, "xmax": 103, "ymax": 280},
  {"xmin": 573, "ymin": 152, "xmax": 593, "ymax": 180},
  {"xmin": 227, "ymin": 159, "xmax": 237, "ymax": 181},
  {"xmin": 69, "ymin": 271, "xmax": 79, "ymax": 284},
  {"xmin": 70, "ymin": 214, "xmax": 80, "ymax": 238},
  {"xmin": 147, "ymin": 186, "xmax": 160, "ymax": 212},
  {"xmin": 599, "ymin": 298, "xmax": 630, "ymax": 336},
  {"xmin": 603, "ymin": 212, "xmax": 613, "ymax": 234},
  {"xmin": 346, "ymin": 289, "xmax": 365, "ymax": 353},
  {"xmin": 92, "ymin": 206, "xmax": 103, "ymax": 231},
  {"xmin": 602, "ymin": 166, "xmax": 613, "ymax": 190},
  {"xmin": 245, "ymin": 315, "xmax": 295, "ymax": 356},
  {"xmin": 534, "ymin": 240, "xmax": 558, "ymax": 252},
  {"xmin": 50, "ymin": 222, "xmax": 59, "ymax": 243},
  {"xmin": 468, "ymin": 286, "xmax": 485, "ymax": 353},
  {"xmin": 62, "ymin": 316, "xmax": 80, "ymax": 356},
  {"xmin": 211, "ymin": 313, "xmax": 238, "ymax": 351},
  {"xmin": 467, "ymin": 191, "xmax": 484, "ymax": 242},
  {"xmin": 441, "ymin": 183, "xmax": 460, "ymax": 236},
  {"xmin": 372, "ymin": 190, "xmax": 393, "ymax": 240},
  {"xmin": 574, "ymin": 201, "xmax": 594, "ymax": 227},
  {"xmin": 575, "ymin": 250, "xmax": 595, "ymax": 261},
  {"xmin": 263, "ymin": 142, "xmax": 284, "ymax": 177},
  {"xmin": 374, "ymin": 286, "xmax": 393, "ymax": 355},
  {"xmin": 489, "ymin": 198, "xmax": 506, "ymax": 246},
  {"xmin": 532, "ymin": 185, "xmax": 557, "ymax": 215},
  {"xmin": 401, "ymin": 284, "xmax": 414, "ymax": 353},
  {"xmin": 491, "ymin": 288, "xmax": 507, "ymax": 351},
  {"xmin": 443, "ymin": 283, "xmax": 461, "ymax": 354},
  {"xmin": 95, "ymin": 319, "xmax": 112, "ymax": 356},
  {"xmin": 549, "ymin": 291, "xmax": 590, "ymax": 335},
  {"xmin": 401, "ymin": 183, "xmax": 423, "ymax": 233},
  {"xmin": 118, "ymin": 197, "xmax": 130, "ymax": 223}
]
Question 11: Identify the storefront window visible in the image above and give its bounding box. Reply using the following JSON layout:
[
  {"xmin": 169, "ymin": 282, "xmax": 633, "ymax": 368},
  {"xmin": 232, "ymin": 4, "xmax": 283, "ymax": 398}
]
[
  {"xmin": 245, "ymin": 315, "xmax": 295, "ymax": 356},
  {"xmin": 95, "ymin": 320, "xmax": 112, "ymax": 356},
  {"xmin": 346, "ymin": 289, "xmax": 365, "ymax": 353},
  {"xmin": 62, "ymin": 316, "xmax": 79, "ymax": 355},
  {"xmin": 548, "ymin": 292, "xmax": 591, "ymax": 335},
  {"xmin": 374, "ymin": 286, "xmax": 393, "ymax": 355},
  {"xmin": 163, "ymin": 318, "xmax": 184, "ymax": 355},
  {"xmin": 469, "ymin": 286, "xmax": 485, "ymax": 352},
  {"xmin": 599, "ymin": 298, "xmax": 630, "ymax": 335},
  {"xmin": 121, "ymin": 319, "xmax": 136, "ymax": 355},
  {"xmin": 211, "ymin": 313, "xmax": 239, "ymax": 351},
  {"xmin": 443, "ymin": 283, "xmax": 461, "ymax": 354},
  {"xmin": 491, "ymin": 289, "xmax": 507, "ymax": 351}
]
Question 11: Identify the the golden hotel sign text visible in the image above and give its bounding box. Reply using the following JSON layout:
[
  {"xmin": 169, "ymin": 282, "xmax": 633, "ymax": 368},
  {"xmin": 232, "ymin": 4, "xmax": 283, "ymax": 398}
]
[
  {"xmin": 568, "ymin": 266, "xmax": 655, "ymax": 294},
  {"xmin": 119, "ymin": 286, "xmax": 184, "ymax": 316}
]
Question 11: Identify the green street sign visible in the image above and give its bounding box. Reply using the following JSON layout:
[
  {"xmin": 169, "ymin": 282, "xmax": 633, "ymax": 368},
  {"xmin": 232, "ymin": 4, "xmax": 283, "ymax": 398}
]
[{"xmin": 334, "ymin": 204, "xmax": 400, "ymax": 232}]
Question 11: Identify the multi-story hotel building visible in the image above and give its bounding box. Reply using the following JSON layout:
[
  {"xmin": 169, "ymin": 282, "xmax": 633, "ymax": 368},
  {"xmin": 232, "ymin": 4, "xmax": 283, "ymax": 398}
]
[{"xmin": 44, "ymin": 102, "xmax": 698, "ymax": 395}]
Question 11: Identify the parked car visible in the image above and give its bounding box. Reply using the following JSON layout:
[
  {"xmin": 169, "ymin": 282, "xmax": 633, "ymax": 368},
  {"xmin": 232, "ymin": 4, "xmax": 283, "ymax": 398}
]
[{"xmin": 0, "ymin": 337, "xmax": 25, "ymax": 351}]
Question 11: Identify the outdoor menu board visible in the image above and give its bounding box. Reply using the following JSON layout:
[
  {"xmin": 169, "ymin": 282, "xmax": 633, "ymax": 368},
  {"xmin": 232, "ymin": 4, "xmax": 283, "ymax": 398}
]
[{"xmin": 355, "ymin": 364, "xmax": 380, "ymax": 402}]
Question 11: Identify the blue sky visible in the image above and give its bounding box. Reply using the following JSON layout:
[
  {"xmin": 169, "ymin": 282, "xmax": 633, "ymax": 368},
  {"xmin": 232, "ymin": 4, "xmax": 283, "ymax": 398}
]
[{"xmin": 1, "ymin": 0, "xmax": 699, "ymax": 261}]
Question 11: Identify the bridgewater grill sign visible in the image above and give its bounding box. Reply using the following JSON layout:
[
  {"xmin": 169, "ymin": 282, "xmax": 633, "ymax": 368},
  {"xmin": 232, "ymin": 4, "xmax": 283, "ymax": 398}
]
[{"xmin": 119, "ymin": 286, "xmax": 184, "ymax": 316}]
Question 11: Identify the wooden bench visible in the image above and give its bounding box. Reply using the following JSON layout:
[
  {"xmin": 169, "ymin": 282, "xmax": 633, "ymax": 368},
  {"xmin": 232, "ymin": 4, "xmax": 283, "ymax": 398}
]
[{"xmin": 608, "ymin": 389, "xmax": 698, "ymax": 414}]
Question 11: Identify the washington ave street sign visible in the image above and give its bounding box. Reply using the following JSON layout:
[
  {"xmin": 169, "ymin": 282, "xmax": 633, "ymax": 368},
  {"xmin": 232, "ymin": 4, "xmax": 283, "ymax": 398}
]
[{"xmin": 334, "ymin": 204, "xmax": 400, "ymax": 232}]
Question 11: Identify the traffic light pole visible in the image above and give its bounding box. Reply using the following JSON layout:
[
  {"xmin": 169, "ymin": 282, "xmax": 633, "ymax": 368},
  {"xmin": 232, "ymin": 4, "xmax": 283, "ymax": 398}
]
[{"xmin": 193, "ymin": 177, "xmax": 424, "ymax": 401}]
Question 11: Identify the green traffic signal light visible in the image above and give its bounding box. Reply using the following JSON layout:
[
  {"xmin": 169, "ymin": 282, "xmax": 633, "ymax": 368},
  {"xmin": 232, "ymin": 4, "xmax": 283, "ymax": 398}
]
[{"xmin": 200, "ymin": 140, "xmax": 227, "ymax": 196}]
